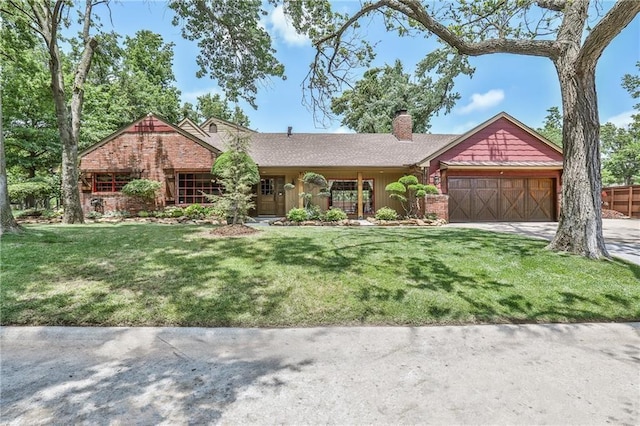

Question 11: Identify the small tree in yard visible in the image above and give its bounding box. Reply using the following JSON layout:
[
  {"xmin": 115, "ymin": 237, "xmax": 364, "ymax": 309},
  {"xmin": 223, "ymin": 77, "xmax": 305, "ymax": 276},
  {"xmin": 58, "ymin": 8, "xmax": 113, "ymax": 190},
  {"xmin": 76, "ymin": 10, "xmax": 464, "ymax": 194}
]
[
  {"xmin": 121, "ymin": 179, "xmax": 161, "ymax": 211},
  {"xmin": 211, "ymin": 132, "xmax": 259, "ymax": 225},
  {"xmin": 299, "ymin": 172, "xmax": 330, "ymax": 219},
  {"xmin": 385, "ymin": 175, "xmax": 437, "ymax": 218}
]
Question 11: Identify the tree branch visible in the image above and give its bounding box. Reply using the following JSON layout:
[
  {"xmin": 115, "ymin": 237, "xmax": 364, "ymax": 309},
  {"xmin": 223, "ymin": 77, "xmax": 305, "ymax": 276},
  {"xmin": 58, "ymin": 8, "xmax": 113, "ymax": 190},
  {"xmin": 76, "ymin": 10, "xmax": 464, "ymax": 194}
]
[
  {"xmin": 578, "ymin": 0, "xmax": 640, "ymax": 70},
  {"xmin": 392, "ymin": 0, "xmax": 558, "ymax": 58}
]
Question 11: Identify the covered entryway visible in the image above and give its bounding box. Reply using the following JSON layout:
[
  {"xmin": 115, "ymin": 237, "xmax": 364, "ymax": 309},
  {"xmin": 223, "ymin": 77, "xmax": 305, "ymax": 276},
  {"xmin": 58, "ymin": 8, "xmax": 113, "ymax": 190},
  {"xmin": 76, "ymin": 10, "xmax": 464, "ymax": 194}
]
[
  {"xmin": 448, "ymin": 177, "xmax": 555, "ymax": 222},
  {"xmin": 257, "ymin": 176, "xmax": 286, "ymax": 216}
]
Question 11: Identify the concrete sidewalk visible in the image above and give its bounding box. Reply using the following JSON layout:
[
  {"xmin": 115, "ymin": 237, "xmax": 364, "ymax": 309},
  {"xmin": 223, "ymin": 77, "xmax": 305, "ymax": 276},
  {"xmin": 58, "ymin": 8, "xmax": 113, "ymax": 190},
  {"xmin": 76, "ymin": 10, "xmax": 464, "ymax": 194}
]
[
  {"xmin": 1, "ymin": 324, "xmax": 638, "ymax": 425},
  {"xmin": 447, "ymin": 219, "xmax": 639, "ymax": 265}
]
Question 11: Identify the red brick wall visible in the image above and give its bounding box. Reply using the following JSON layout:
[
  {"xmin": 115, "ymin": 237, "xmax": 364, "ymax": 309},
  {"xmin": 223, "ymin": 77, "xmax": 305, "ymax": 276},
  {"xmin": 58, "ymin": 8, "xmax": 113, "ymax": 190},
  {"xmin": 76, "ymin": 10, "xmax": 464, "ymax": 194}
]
[
  {"xmin": 425, "ymin": 194, "xmax": 449, "ymax": 221},
  {"xmin": 392, "ymin": 110, "xmax": 413, "ymax": 141},
  {"xmin": 80, "ymin": 128, "xmax": 216, "ymax": 213}
]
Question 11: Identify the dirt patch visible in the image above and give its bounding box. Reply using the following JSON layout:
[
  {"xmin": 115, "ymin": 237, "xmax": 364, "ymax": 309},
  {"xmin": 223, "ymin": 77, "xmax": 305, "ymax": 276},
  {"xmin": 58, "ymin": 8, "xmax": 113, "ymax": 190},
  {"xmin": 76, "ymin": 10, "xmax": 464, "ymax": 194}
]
[{"xmin": 210, "ymin": 224, "xmax": 260, "ymax": 238}]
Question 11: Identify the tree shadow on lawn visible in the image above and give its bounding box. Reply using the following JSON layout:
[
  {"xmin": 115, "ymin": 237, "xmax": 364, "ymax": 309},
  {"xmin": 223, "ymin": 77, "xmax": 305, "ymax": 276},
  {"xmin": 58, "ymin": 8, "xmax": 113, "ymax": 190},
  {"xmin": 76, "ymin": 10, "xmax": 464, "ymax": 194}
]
[
  {"xmin": 1, "ymin": 328, "xmax": 313, "ymax": 424},
  {"xmin": 3, "ymin": 224, "xmax": 639, "ymax": 326}
]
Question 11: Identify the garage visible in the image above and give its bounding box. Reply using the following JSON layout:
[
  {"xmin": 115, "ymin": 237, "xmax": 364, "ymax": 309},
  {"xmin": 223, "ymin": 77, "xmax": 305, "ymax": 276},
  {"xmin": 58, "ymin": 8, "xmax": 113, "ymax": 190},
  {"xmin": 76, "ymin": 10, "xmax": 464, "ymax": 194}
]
[{"xmin": 448, "ymin": 177, "xmax": 555, "ymax": 222}]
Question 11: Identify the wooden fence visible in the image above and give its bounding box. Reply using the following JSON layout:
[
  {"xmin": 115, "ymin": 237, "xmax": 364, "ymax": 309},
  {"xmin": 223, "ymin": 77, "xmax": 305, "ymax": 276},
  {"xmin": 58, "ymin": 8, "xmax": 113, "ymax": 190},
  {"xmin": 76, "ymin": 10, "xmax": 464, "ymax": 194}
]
[{"xmin": 602, "ymin": 185, "xmax": 640, "ymax": 218}]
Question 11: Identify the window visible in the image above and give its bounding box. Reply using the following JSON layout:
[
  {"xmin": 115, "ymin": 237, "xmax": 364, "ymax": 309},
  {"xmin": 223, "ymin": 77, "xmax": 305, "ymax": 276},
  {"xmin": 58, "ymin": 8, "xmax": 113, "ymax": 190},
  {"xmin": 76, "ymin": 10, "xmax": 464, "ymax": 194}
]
[
  {"xmin": 261, "ymin": 178, "xmax": 274, "ymax": 196},
  {"xmin": 177, "ymin": 173, "xmax": 222, "ymax": 204},
  {"xmin": 328, "ymin": 179, "xmax": 374, "ymax": 215},
  {"xmin": 94, "ymin": 173, "xmax": 133, "ymax": 192}
]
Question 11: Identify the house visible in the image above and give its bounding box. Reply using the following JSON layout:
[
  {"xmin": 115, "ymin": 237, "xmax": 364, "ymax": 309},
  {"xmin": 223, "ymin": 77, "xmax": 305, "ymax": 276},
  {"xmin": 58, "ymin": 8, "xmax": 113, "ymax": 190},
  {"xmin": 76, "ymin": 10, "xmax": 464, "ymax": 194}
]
[{"xmin": 78, "ymin": 111, "xmax": 563, "ymax": 222}]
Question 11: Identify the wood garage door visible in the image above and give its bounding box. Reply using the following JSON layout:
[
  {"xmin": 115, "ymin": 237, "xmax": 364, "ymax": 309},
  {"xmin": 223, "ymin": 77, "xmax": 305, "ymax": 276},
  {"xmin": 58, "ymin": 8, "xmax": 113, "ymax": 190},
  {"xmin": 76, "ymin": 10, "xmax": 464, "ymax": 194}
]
[{"xmin": 449, "ymin": 178, "xmax": 554, "ymax": 222}]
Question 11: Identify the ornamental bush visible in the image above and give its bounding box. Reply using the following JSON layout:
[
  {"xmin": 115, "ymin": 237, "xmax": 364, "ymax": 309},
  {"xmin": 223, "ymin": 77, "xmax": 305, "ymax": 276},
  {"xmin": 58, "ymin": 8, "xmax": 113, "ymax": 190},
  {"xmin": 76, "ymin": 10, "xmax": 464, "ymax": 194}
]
[
  {"xmin": 324, "ymin": 207, "xmax": 347, "ymax": 222},
  {"xmin": 121, "ymin": 179, "xmax": 161, "ymax": 201},
  {"xmin": 184, "ymin": 203, "xmax": 206, "ymax": 219},
  {"xmin": 424, "ymin": 184, "xmax": 439, "ymax": 195},
  {"xmin": 287, "ymin": 208, "xmax": 307, "ymax": 222},
  {"xmin": 375, "ymin": 207, "xmax": 398, "ymax": 221}
]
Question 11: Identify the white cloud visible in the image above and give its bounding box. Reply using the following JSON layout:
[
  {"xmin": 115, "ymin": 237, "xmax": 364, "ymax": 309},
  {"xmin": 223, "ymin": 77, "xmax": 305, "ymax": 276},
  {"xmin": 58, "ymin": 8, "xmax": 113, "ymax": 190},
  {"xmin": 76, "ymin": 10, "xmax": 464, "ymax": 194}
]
[
  {"xmin": 604, "ymin": 110, "xmax": 635, "ymax": 128},
  {"xmin": 458, "ymin": 89, "xmax": 505, "ymax": 114},
  {"xmin": 265, "ymin": 6, "xmax": 309, "ymax": 47},
  {"xmin": 331, "ymin": 126, "xmax": 355, "ymax": 134}
]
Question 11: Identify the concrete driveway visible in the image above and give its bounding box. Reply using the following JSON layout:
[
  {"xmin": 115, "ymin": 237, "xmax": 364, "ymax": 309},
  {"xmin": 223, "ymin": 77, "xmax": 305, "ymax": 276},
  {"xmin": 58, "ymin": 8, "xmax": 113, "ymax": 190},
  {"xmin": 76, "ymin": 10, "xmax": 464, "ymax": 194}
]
[
  {"xmin": 1, "ymin": 324, "xmax": 639, "ymax": 425},
  {"xmin": 447, "ymin": 219, "xmax": 639, "ymax": 265}
]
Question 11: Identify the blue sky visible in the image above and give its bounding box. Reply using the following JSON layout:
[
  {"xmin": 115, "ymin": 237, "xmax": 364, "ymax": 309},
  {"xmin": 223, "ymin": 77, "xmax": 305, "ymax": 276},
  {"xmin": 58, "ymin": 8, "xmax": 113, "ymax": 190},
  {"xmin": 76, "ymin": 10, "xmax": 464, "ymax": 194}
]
[{"xmin": 92, "ymin": 1, "xmax": 639, "ymax": 134}]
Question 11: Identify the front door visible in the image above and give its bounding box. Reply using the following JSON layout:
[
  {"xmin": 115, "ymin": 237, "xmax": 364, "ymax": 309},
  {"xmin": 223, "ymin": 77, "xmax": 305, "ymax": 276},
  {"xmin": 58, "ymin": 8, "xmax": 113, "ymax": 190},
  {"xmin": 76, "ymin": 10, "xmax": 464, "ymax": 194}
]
[{"xmin": 258, "ymin": 176, "xmax": 286, "ymax": 216}]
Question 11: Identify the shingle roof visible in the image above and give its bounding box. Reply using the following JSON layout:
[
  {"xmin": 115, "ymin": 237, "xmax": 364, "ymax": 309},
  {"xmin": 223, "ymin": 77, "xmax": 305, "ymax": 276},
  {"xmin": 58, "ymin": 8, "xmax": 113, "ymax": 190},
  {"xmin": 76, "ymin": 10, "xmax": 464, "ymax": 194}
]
[
  {"xmin": 441, "ymin": 160, "xmax": 563, "ymax": 168},
  {"xmin": 204, "ymin": 133, "xmax": 458, "ymax": 168}
]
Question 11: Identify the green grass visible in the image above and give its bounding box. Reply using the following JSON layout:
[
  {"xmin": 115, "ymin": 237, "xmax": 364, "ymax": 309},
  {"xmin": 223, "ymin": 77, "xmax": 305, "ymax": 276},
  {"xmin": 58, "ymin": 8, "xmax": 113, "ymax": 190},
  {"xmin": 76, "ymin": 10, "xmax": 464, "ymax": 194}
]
[{"xmin": 1, "ymin": 223, "xmax": 639, "ymax": 326}]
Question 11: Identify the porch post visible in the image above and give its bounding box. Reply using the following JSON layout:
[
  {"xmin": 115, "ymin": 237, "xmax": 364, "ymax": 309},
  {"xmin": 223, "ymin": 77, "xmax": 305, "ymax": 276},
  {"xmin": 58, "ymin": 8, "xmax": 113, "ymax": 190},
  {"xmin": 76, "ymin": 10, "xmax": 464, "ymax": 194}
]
[
  {"xmin": 297, "ymin": 172, "xmax": 304, "ymax": 208},
  {"xmin": 357, "ymin": 172, "xmax": 363, "ymax": 219}
]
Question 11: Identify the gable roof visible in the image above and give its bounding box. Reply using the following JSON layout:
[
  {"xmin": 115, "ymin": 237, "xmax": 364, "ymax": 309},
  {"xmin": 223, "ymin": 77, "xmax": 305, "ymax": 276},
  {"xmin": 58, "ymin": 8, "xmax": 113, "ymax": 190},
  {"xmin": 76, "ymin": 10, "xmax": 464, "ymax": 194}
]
[
  {"xmin": 177, "ymin": 117, "xmax": 209, "ymax": 139},
  {"xmin": 417, "ymin": 111, "xmax": 562, "ymax": 167},
  {"xmin": 200, "ymin": 116, "xmax": 256, "ymax": 134},
  {"xmin": 204, "ymin": 132, "xmax": 458, "ymax": 168},
  {"xmin": 80, "ymin": 113, "xmax": 221, "ymax": 158}
]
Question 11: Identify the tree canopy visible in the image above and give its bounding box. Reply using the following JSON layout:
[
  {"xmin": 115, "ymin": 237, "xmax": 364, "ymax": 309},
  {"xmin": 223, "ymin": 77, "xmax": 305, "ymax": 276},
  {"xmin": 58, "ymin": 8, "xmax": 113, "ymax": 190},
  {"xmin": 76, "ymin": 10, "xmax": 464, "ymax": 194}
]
[{"xmin": 331, "ymin": 51, "xmax": 473, "ymax": 133}]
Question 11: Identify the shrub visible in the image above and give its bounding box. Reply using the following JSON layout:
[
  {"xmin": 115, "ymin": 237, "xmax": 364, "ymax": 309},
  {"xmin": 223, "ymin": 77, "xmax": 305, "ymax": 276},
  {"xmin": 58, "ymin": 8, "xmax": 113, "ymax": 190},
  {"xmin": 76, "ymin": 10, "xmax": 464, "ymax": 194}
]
[
  {"xmin": 86, "ymin": 211, "xmax": 102, "ymax": 220},
  {"xmin": 324, "ymin": 208, "xmax": 347, "ymax": 222},
  {"xmin": 385, "ymin": 175, "xmax": 430, "ymax": 217},
  {"xmin": 287, "ymin": 208, "xmax": 308, "ymax": 222},
  {"xmin": 137, "ymin": 210, "xmax": 150, "ymax": 218},
  {"xmin": 8, "ymin": 180, "xmax": 55, "ymax": 207},
  {"xmin": 424, "ymin": 184, "xmax": 439, "ymax": 195},
  {"xmin": 184, "ymin": 203, "xmax": 206, "ymax": 219},
  {"xmin": 306, "ymin": 204, "xmax": 322, "ymax": 220},
  {"xmin": 121, "ymin": 179, "xmax": 161, "ymax": 201},
  {"xmin": 375, "ymin": 207, "xmax": 398, "ymax": 221},
  {"xmin": 165, "ymin": 207, "xmax": 184, "ymax": 218}
]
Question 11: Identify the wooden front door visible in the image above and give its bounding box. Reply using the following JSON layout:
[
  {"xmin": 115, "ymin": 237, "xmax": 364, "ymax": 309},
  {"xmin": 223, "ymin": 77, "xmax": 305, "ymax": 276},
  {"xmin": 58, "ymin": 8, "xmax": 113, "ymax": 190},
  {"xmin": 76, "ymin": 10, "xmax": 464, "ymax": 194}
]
[
  {"xmin": 449, "ymin": 177, "xmax": 554, "ymax": 222},
  {"xmin": 258, "ymin": 176, "xmax": 286, "ymax": 216}
]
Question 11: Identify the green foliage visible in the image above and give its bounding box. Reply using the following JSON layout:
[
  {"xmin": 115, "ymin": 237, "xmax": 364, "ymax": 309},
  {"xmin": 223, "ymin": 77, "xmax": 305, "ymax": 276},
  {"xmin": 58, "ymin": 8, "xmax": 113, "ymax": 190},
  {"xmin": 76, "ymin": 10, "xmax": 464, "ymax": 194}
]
[
  {"xmin": 121, "ymin": 179, "xmax": 161, "ymax": 201},
  {"xmin": 287, "ymin": 208, "xmax": 308, "ymax": 223},
  {"xmin": 210, "ymin": 133, "xmax": 260, "ymax": 224},
  {"xmin": 86, "ymin": 211, "xmax": 103, "ymax": 220},
  {"xmin": 423, "ymin": 185, "xmax": 439, "ymax": 195},
  {"xmin": 8, "ymin": 180, "xmax": 55, "ymax": 203},
  {"xmin": 184, "ymin": 203, "xmax": 207, "ymax": 219},
  {"xmin": 169, "ymin": 1, "xmax": 285, "ymax": 108},
  {"xmin": 299, "ymin": 171, "xmax": 329, "ymax": 211},
  {"xmin": 165, "ymin": 207, "xmax": 184, "ymax": 218},
  {"xmin": 306, "ymin": 205, "xmax": 322, "ymax": 220},
  {"xmin": 188, "ymin": 93, "xmax": 251, "ymax": 126},
  {"xmin": 600, "ymin": 123, "xmax": 640, "ymax": 185},
  {"xmin": 375, "ymin": 207, "xmax": 399, "ymax": 221},
  {"xmin": 537, "ymin": 106, "xmax": 563, "ymax": 147},
  {"xmin": 385, "ymin": 181, "xmax": 406, "ymax": 194},
  {"xmin": 331, "ymin": 54, "xmax": 473, "ymax": 133},
  {"xmin": 385, "ymin": 175, "xmax": 429, "ymax": 217},
  {"xmin": 324, "ymin": 208, "xmax": 347, "ymax": 222},
  {"xmin": 137, "ymin": 210, "xmax": 150, "ymax": 218},
  {"xmin": 284, "ymin": 183, "xmax": 296, "ymax": 191}
]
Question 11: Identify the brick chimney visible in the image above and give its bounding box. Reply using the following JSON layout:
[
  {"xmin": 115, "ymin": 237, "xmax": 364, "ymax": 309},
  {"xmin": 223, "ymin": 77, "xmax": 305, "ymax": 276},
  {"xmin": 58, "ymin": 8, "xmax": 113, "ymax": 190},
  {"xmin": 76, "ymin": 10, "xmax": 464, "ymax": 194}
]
[{"xmin": 392, "ymin": 109, "xmax": 412, "ymax": 141}]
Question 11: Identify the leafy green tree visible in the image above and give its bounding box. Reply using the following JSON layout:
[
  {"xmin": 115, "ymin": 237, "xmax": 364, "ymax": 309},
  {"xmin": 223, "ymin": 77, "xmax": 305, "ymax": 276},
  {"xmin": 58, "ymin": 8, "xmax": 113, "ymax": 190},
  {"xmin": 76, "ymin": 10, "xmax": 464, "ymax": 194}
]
[
  {"xmin": 331, "ymin": 52, "xmax": 473, "ymax": 133},
  {"xmin": 385, "ymin": 175, "xmax": 436, "ymax": 218},
  {"xmin": 537, "ymin": 107, "xmax": 563, "ymax": 147},
  {"xmin": 601, "ymin": 62, "xmax": 639, "ymax": 185},
  {"xmin": 600, "ymin": 123, "xmax": 639, "ymax": 185},
  {"xmin": 210, "ymin": 133, "xmax": 260, "ymax": 224},
  {"xmin": 1, "ymin": 0, "xmax": 108, "ymax": 224},
  {"xmin": 195, "ymin": 93, "xmax": 250, "ymax": 126}
]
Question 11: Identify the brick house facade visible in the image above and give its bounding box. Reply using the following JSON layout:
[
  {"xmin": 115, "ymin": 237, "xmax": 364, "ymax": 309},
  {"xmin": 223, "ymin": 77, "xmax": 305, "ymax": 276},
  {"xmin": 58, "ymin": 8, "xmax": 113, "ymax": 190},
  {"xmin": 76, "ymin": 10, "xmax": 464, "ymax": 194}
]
[{"xmin": 79, "ymin": 114, "xmax": 219, "ymax": 214}]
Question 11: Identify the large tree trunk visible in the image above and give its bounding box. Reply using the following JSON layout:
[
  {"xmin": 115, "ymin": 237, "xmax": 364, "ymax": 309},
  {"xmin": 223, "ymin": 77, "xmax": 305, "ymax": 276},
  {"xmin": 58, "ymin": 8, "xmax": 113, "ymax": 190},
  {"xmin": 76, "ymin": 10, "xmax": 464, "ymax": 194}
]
[
  {"xmin": 548, "ymin": 61, "xmax": 608, "ymax": 259},
  {"xmin": 0, "ymin": 97, "xmax": 22, "ymax": 235}
]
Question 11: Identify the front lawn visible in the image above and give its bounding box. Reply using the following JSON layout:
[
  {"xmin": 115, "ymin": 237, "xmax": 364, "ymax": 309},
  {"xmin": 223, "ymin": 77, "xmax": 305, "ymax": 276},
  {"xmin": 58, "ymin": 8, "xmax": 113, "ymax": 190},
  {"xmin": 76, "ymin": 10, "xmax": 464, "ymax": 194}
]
[{"xmin": 1, "ymin": 223, "xmax": 638, "ymax": 326}]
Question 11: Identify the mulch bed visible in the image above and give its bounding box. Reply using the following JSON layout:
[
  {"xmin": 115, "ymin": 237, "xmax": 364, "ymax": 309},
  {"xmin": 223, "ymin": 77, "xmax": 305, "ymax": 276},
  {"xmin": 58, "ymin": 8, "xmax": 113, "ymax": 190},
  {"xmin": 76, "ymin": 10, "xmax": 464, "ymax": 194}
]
[
  {"xmin": 210, "ymin": 224, "xmax": 260, "ymax": 237},
  {"xmin": 602, "ymin": 209, "xmax": 628, "ymax": 219}
]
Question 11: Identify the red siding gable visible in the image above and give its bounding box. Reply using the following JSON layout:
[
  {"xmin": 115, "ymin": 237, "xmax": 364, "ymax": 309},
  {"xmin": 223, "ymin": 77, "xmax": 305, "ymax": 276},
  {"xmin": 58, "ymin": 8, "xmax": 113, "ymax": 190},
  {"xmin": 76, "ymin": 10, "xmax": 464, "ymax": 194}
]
[{"xmin": 437, "ymin": 117, "xmax": 562, "ymax": 164}]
